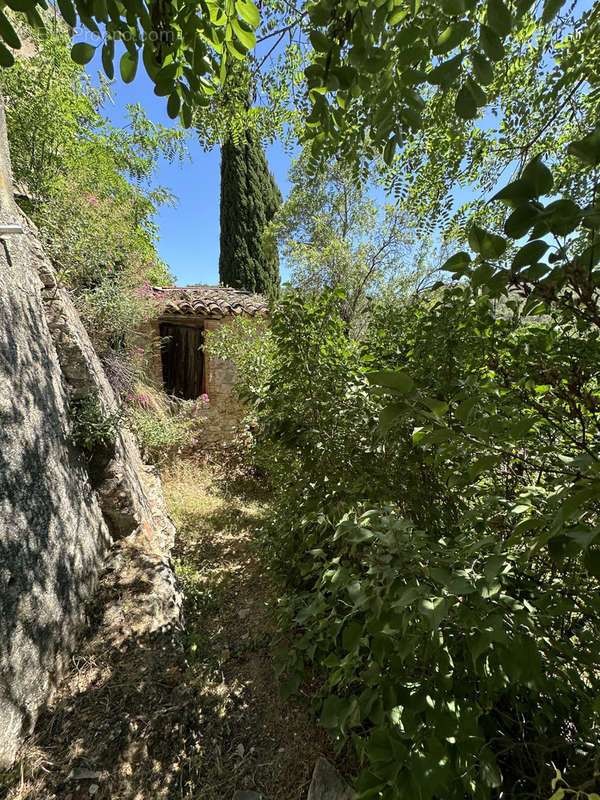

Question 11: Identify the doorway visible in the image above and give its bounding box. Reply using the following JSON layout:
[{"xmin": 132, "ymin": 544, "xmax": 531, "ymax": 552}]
[{"xmin": 159, "ymin": 322, "xmax": 204, "ymax": 399}]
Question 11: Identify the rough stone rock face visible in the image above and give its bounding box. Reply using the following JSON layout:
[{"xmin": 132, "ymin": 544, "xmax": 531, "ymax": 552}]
[
  {"xmin": 307, "ymin": 758, "xmax": 357, "ymax": 800},
  {"xmin": 0, "ymin": 95, "xmax": 180, "ymax": 767},
  {"xmin": 40, "ymin": 270, "xmax": 156, "ymax": 539},
  {"xmin": 0, "ymin": 212, "xmax": 111, "ymax": 768}
]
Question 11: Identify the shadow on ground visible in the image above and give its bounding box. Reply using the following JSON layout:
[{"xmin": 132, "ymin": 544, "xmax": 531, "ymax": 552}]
[{"xmin": 0, "ymin": 462, "xmax": 337, "ymax": 800}]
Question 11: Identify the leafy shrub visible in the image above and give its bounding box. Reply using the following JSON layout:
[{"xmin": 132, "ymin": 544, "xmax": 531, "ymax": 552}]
[
  {"xmin": 203, "ymin": 315, "xmax": 275, "ymax": 405},
  {"xmin": 126, "ymin": 391, "xmax": 209, "ymax": 465},
  {"xmin": 244, "ymin": 276, "xmax": 600, "ymax": 799},
  {"xmin": 69, "ymin": 390, "xmax": 120, "ymax": 452}
]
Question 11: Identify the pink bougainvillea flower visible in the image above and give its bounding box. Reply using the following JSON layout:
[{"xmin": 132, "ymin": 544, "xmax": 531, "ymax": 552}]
[
  {"xmin": 138, "ymin": 395, "xmax": 148, "ymax": 405},
  {"xmin": 125, "ymin": 393, "xmax": 134, "ymax": 401},
  {"xmin": 135, "ymin": 347, "xmax": 145, "ymax": 355},
  {"xmin": 88, "ymin": 196, "xmax": 99, "ymax": 206},
  {"xmin": 200, "ymin": 393, "xmax": 210, "ymax": 403}
]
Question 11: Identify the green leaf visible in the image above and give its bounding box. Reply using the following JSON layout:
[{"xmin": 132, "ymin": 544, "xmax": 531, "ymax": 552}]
[
  {"xmin": 342, "ymin": 620, "xmax": 363, "ymax": 652},
  {"xmin": 430, "ymin": 566, "xmax": 474, "ymax": 594},
  {"xmin": 479, "ymin": 24, "xmax": 505, "ymax": 61},
  {"xmin": 389, "ymin": 7, "xmax": 409, "ymax": 24},
  {"xmin": 229, "ymin": 38, "xmax": 250, "ymax": 60},
  {"xmin": 480, "ymin": 747, "xmax": 503, "ymax": 788},
  {"xmin": 471, "ymin": 51, "xmax": 494, "ymax": 85},
  {"xmin": 56, "ymin": 0, "xmax": 76, "ymax": 26},
  {"xmin": 568, "ymin": 125, "xmax": 600, "ymax": 167},
  {"xmin": 433, "ymin": 21, "xmax": 471, "ymax": 54},
  {"xmin": 280, "ymin": 671, "xmax": 301, "ymax": 699},
  {"xmin": 235, "ymin": 0, "xmax": 260, "ymax": 27},
  {"xmin": 468, "ymin": 223, "xmax": 507, "ymax": 259},
  {"xmin": 511, "ymin": 239, "xmax": 549, "ymax": 270},
  {"xmin": 504, "ymin": 203, "xmax": 541, "ymax": 237},
  {"xmin": 583, "ymin": 546, "xmax": 600, "ymax": 578},
  {"xmin": 93, "ymin": 0, "xmax": 108, "ymax": 23},
  {"xmin": 0, "ymin": 40, "xmax": 13, "ymax": 67},
  {"xmin": 548, "ymin": 790, "xmax": 566, "ymax": 800},
  {"xmin": 310, "ymin": 30, "xmax": 331, "ymax": 53},
  {"xmin": 542, "ymin": 0, "xmax": 566, "ymax": 23},
  {"xmin": 469, "ymin": 454, "xmax": 502, "ymax": 478},
  {"xmin": 486, "ymin": 0, "xmax": 512, "ymax": 36},
  {"xmin": 492, "ymin": 178, "xmax": 531, "ymax": 205},
  {"xmin": 521, "ymin": 155, "xmax": 553, "ymax": 197},
  {"xmin": 544, "ymin": 199, "xmax": 581, "ymax": 235},
  {"xmin": 455, "ymin": 83, "xmax": 478, "ymax": 119},
  {"xmin": 383, "ymin": 137, "xmax": 396, "ymax": 165},
  {"xmin": 466, "ymin": 77, "xmax": 487, "ymax": 106},
  {"xmin": 368, "ymin": 370, "xmax": 414, "ymax": 393},
  {"xmin": 24, "ymin": 5, "xmax": 45, "ymax": 30},
  {"xmin": 442, "ymin": 250, "xmax": 471, "ymax": 273},
  {"xmin": 392, "ymin": 585, "xmax": 425, "ymax": 608},
  {"xmin": 419, "ymin": 597, "xmax": 450, "ymax": 628},
  {"xmin": 102, "ymin": 40, "xmax": 114, "ymax": 80},
  {"xmin": 120, "ymin": 49, "xmax": 138, "ymax": 83},
  {"xmin": 321, "ymin": 695, "xmax": 346, "ymax": 728},
  {"xmin": 4, "ymin": 0, "xmax": 30, "ymax": 10},
  {"xmin": 416, "ymin": 427, "xmax": 453, "ymax": 445},
  {"xmin": 379, "ymin": 404, "xmax": 404, "ymax": 427},
  {"xmin": 232, "ymin": 16, "xmax": 256, "ymax": 49},
  {"xmin": 423, "ymin": 397, "xmax": 449, "ymax": 416},
  {"xmin": 427, "ymin": 54, "xmax": 463, "ymax": 88},
  {"xmin": 455, "ymin": 396, "xmax": 478, "ymax": 422},
  {"xmin": 0, "ymin": 9, "xmax": 21, "ymax": 49},
  {"xmin": 575, "ymin": 236, "xmax": 600, "ymax": 270},
  {"xmin": 167, "ymin": 91, "xmax": 181, "ymax": 119},
  {"xmin": 71, "ymin": 42, "xmax": 96, "ymax": 65},
  {"xmin": 441, "ymin": 0, "xmax": 466, "ymax": 12}
]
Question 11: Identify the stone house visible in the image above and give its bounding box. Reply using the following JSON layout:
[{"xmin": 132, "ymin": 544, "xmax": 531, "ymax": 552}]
[{"xmin": 147, "ymin": 285, "xmax": 269, "ymax": 441}]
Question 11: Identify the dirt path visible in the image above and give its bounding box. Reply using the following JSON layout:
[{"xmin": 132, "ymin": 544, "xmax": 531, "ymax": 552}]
[
  {"xmin": 163, "ymin": 460, "xmax": 334, "ymax": 799},
  {"xmin": 1, "ymin": 460, "xmax": 333, "ymax": 800}
]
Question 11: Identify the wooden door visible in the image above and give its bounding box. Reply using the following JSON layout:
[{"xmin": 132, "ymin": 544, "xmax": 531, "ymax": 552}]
[{"xmin": 159, "ymin": 322, "xmax": 204, "ymax": 399}]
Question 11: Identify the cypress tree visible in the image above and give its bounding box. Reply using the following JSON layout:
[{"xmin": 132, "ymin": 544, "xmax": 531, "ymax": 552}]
[{"xmin": 218, "ymin": 130, "xmax": 282, "ymax": 296}]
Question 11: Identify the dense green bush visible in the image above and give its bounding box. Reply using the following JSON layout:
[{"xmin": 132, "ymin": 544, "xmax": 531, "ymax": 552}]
[
  {"xmin": 229, "ymin": 136, "xmax": 600, "ymax": 798},
  {"xmin": 257, "ymin": 289, "xmax": 597, "ymax": 798}
]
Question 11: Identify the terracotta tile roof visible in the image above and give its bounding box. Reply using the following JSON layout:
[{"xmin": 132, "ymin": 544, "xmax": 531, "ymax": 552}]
[{"xmin": 155, "ymin": 285, "xmax": 270, "ymax": 318}]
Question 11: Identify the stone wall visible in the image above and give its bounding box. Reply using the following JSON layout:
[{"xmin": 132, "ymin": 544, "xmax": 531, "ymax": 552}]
[
  {"xmin": 202, "ymin": 317, "xmax": 246, "ymax": 443},
  {"xmin": 0, "ymin": 95, "xmax": 180, "ymax": 768}
]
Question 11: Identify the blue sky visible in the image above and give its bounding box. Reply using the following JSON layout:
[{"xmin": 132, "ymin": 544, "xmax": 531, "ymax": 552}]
[{"xmin": 88, "ymin": 59, "xmax": 294, "ymax": 286}]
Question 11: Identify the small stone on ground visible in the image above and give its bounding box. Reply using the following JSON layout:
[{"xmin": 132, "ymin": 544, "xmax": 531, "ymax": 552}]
[{"xmin": 307, "ymin": 758, "xmax": 357, "ymax": 800}]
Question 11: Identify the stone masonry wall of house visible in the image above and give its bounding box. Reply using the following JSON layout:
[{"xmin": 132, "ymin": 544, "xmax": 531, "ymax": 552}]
[
  {"xmin": 202, "ymin": 318, "xmax": 246, "ymax": 443},
  {"xmin": 0, "ymin": 96, "xmax": 181, "ymax": 768}
]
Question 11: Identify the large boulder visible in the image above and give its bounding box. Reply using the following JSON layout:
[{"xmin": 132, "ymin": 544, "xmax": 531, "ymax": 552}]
[{"xmin": 0, "ymin": 117, "xmax": 111, "ymax": 765}]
